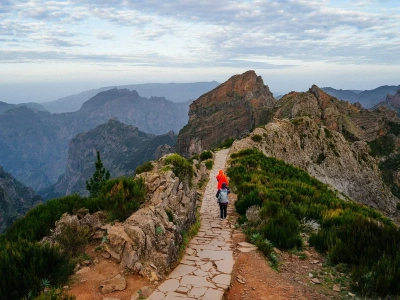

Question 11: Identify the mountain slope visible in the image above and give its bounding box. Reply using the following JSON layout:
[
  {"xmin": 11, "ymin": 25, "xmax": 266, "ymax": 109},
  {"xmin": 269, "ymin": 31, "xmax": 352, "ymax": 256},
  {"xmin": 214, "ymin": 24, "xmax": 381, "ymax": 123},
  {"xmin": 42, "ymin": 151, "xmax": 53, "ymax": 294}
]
[
  {"xmin": 0, "ymin": 165, "xmax": 42, "ymax": 233},
  {"xmin": 41, "ymin": 119, "xmax": 177, "ymax": 198}
]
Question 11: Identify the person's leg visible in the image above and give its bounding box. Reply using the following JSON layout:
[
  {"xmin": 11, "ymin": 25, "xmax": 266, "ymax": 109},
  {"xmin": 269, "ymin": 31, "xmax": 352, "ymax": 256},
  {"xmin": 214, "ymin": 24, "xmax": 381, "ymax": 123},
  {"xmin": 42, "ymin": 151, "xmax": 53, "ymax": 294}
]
[
  {"xmin": 219, "ymin": 204, "xmax": 223, "ymax": 219},
  {"xmin": 223, "ymin": 204, "xmax": 227, "ymax": 219}
]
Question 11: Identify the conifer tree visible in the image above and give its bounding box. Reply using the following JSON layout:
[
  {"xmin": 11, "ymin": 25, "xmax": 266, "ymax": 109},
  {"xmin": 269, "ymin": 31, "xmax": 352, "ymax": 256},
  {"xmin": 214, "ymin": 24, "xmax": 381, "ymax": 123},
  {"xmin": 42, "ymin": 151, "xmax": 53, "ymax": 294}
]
[{"xmin": 86, "ymin": 150, "xmax": 110, "ymax": 197}]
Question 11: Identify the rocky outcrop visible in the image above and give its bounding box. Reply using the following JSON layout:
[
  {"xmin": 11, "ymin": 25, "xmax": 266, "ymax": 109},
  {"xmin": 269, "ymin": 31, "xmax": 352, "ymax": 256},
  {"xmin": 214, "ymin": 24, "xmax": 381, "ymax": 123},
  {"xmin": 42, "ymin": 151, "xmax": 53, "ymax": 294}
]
[
  {"xmin": 0, "ymin": 165, "xmax": 43, "ymax": 233},
  {"xmin": 99, "ymin": 156, "xmax": 205, "ymax": 279},
  {"xmin": 274, "ymin": 85, "xmax": 398, "ymax": 141},
  {"xmin": 177, "ymin": 70, "xmax": 276, "ymax": 157},
  {"xmin": 42, "ymin": 119, "xmax": 177, "ymax": 198},
  {"xmin": 43, "ymin": 154, "xmax": 208, "ymax": 280},
  {"xmin": 230, "ymin": 117, "xmax": 399, "ymax": 218}
]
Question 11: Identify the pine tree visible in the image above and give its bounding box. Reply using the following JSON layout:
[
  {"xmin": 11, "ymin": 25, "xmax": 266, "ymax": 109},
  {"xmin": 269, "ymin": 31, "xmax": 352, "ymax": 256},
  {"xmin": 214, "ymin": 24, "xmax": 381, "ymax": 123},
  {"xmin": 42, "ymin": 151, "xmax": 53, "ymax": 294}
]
[{"xmin": 86, "ymin": 150, "xmax": 110, "ymax": 197}]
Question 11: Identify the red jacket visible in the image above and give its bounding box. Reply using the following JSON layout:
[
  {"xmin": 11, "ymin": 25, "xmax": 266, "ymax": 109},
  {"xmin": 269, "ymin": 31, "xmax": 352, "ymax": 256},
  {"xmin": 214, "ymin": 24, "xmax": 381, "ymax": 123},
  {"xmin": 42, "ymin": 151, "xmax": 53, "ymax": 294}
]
[{"xmin": 216, "ymin": 170, "xmax": 229, "ymax": 189}]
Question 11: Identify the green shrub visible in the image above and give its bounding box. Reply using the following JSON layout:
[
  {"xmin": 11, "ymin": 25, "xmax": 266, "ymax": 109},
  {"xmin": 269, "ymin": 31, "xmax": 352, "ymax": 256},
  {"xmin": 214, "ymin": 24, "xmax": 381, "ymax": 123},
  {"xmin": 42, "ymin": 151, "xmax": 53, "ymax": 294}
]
[
  {"xmin": 94, "ymin": 177, "xmax": 146, "ymax": 221},
  {"xmin": 368, "ymin": 135, "xmax": 395, "ymax": 157},
  {"xmin": 251, "ymin": 134, "xmax": 263, "ymax": 143},
  {"xmin": 199, "ymin": 151, "xmax": 213, "ymax": 160},
  {"xmin": 219, "ymin": 137, "xmax": 235, "ymax": 148},
  {"xmin": 0, "ymin": 240, "xmax": 74, "ymax": 299},
  {"xmin": 55, "ymin": 222, "xmax": 90, "ymax": 257},
  {"xmin": 205, "ymin": 160, "xmax": 213, "ymax": 170},
  {"xmin": 135, "ymin": 161, "xmax": 153, "ymax": 174},
  {"xmin": 164, "ymin": 154, "xmax": 194, "ymax": 184}
]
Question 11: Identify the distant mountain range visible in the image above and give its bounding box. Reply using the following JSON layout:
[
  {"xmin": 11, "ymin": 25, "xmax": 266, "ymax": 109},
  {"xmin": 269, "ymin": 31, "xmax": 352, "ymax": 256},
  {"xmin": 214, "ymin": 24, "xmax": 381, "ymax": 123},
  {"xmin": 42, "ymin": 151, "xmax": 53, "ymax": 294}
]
[
  {"xmin": 322, "ymin": 85, "xmax": 400, "ymax": 108},
  {"xmin": 0, "ymin": 101, "xmax": 45, "ymax": 114},
  {"xmin": 41, "ymin": 81, "xmax": 220, "ymax": 113},
  {"xmin": 0, "ymin": 88, "xmax": 190, "ymax": 191}
]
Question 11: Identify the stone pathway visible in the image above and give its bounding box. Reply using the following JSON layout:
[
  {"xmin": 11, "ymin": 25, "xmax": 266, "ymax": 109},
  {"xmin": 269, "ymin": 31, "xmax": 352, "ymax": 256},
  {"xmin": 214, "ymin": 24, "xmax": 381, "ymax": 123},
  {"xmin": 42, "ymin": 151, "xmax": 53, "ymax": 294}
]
[{"xmin": 147, "ymin": 149, "xmax": 233, "ymax": 300}]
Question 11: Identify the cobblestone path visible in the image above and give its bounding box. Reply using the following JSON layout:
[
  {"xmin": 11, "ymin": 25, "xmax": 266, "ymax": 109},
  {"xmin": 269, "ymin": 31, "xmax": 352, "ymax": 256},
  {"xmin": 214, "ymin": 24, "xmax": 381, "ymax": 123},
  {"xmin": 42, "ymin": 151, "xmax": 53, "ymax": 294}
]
[{"xmin": 147, "ymin": 148, "xmax": 233, "ymax": 300}]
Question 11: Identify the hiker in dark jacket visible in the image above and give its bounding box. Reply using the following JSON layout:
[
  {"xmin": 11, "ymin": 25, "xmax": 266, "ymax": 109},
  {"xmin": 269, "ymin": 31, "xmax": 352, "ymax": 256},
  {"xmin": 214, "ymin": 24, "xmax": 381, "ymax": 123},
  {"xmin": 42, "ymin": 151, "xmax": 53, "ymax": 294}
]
[{"xmin": 216, "ymin": 182, "xmax": 230, "ymax": 220}]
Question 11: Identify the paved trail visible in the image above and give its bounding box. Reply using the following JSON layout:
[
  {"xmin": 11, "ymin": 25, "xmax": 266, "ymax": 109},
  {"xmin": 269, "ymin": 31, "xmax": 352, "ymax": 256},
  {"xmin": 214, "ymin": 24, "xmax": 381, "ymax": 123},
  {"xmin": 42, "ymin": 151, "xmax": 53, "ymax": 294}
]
[{"xmin": 148, "ymin": 149, "xmax": 233, "ymax": 300}]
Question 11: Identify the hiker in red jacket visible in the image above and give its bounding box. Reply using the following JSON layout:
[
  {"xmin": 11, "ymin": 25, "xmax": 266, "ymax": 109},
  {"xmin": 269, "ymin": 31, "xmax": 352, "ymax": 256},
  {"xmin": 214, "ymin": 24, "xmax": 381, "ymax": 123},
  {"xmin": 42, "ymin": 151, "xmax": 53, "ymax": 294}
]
[{"xmin": 216, "ymin": 169, "xmax": 229, "ymax": 190}]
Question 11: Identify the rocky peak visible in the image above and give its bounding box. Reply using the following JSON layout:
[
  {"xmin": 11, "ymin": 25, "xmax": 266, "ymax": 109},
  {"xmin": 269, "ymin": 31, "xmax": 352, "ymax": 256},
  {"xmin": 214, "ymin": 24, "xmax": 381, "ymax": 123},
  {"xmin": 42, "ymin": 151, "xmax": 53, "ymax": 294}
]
[
  {"xmin": 274, "ymin": 85, "xmax": 397, "ymax": 141},
  {"xmin": 177, "ymin": 70, "xmax": 276, "ymax": 157}
]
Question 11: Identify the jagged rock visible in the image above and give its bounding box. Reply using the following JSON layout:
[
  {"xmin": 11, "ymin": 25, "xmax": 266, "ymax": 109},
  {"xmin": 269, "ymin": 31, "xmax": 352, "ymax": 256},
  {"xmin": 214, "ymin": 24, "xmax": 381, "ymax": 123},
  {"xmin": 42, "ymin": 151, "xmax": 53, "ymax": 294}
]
[
  {"xmin": 177, "ymin": 70, "xmax": 276, "ymax": 157},
  {"xmin": 100, "ymin": 274, "xmax": 126, "ymax": 294}
]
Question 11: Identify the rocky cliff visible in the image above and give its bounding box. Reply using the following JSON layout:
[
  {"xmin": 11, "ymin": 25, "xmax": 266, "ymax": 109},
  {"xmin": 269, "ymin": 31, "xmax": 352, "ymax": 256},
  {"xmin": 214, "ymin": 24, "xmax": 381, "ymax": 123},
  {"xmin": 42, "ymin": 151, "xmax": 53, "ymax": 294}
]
[
  {"xmin": 177, "ymin": 70, "xmax": 276, "ymax": 157},
  {"xmin": 42, "ymin": 119, "xmax": 177, "ymax": 198},
  {"xmin": 0, "ymin": 165, "xmax": 42, "ymax": 233},
  {"xmin": 230, "ymin": 117, "xmax": 399, "ymax": 219}
]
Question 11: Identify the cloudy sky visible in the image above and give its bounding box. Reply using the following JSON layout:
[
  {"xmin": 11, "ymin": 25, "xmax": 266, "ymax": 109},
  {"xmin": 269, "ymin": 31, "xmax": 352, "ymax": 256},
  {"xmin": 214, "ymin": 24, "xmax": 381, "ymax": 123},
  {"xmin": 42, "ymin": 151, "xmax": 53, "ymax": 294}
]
[{"xmin": 1, "ymin": 0, "xmax": 399, "ymax": 103}]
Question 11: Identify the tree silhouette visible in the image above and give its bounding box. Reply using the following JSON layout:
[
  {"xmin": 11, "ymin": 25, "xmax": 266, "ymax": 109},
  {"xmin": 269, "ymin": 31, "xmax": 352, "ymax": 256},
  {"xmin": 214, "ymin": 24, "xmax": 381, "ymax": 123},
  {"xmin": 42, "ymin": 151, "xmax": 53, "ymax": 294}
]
[{"xmin": 86, "ymin": 150, "xmax": 110, "ymax": 197}]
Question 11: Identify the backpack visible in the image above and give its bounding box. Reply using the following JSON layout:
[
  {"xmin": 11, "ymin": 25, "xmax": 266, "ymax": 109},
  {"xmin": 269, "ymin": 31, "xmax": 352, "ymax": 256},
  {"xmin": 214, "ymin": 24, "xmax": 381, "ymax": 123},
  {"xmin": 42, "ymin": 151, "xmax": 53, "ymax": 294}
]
[{"xmin": 218, "ymin": 189, "xmax": 229, "ymax": 204}]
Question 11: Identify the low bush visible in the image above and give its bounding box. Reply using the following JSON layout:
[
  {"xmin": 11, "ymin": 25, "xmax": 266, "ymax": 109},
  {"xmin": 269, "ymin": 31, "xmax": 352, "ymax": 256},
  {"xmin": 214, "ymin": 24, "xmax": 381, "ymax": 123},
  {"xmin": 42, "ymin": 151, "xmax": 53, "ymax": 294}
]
[
  {"xmin": 55, "ymin": 222, "xmax": 91, "ymax": 257},
  {"xmin": 251, "ymin": 134, "xmax": 263, "ymax": 143},
  {"xmin": 164, "ymin": 154, "xmax": 194, "ymax": 185},
  {"xmin": 219, "ymin": 137, "xmax": 235, "ymax": 148},
  {"xmin": 205, "ymin": 160, "xmax": 213, "ymax": 170},
  {"xmin": 199, "ymin": 151, "xmax": 213, "ymax": 160},
  {"xmin": 368, "ymin": 135, "xmax": 395, "ymax": 157},
  {"xmin": 135, "ymin": 161, "xmax": 153, "ymax": 174}
]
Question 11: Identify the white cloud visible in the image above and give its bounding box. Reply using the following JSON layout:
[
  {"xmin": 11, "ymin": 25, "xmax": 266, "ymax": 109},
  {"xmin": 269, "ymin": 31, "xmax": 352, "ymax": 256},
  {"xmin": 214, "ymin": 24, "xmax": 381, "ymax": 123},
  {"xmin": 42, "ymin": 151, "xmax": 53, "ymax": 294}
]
[{"xmin": 0, "ymin": 0, "xmax": 399, "ymax": 96}]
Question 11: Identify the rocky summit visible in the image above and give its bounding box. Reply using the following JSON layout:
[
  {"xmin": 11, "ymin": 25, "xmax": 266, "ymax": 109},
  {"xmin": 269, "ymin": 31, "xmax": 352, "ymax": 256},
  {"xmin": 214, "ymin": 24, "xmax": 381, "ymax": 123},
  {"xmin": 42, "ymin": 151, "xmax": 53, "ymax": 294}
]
[
  {"xmin": 274, "ymin": 85, "xmax": 398, "ymax": 141},
  {"xmin": 176, "ymin": 70, "xmax": 276, "ymax": 157}
]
